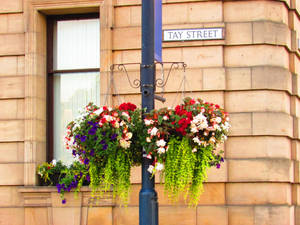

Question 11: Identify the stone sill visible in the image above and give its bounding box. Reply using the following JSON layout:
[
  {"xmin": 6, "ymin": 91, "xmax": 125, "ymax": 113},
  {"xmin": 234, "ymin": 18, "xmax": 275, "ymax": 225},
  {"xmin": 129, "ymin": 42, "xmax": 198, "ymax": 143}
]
[{"xmin": 18, "ymin": 186, "xmax": 114, "ymax": 207}]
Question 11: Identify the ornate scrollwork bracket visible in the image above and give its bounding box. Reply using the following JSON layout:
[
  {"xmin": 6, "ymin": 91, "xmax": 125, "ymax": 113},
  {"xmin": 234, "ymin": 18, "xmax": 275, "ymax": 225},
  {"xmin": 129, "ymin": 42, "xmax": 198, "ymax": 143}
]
[{"xmin": 110, "ymin": 62, "xmax": 187, "ymax": 89}]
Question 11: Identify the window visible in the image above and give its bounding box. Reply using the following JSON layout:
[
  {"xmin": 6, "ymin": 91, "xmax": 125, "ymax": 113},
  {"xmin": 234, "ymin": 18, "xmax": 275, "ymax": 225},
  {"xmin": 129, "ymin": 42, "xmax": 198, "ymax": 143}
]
[{"xmin": 47, "ymin": 14, "xmax": 100, "ymax": 164}]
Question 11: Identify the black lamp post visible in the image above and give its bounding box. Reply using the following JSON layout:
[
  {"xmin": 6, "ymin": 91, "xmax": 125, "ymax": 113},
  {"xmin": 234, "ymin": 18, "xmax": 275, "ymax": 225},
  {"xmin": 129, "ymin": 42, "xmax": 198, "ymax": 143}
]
[{"xmin": 139, "ymin": 0, "xmax": 159, "ymax": 225}]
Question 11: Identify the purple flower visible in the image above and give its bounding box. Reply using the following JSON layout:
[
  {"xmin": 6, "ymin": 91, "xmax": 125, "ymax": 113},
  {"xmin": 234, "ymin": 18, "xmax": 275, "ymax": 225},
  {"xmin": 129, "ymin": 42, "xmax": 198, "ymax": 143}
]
[
  {"xmin": 111, "ymin": 133, "xmax": 117, "ymax": 141},
  {"xmin": 86, "ymin": 175, "xmax": 90, "ymax": 182},
  {"xmin": 90, "ymin": 149, "xmax": 95, "ymax": 156},
  {"xmin": 221, "ymin": 157, "xmax": 224, "ymax": 162},
  {"xmin": 84, "ymin": 158, "xmax": 89, "ymax": 165},
  {"xmin": 75, "ymin": 134, "xmax": 80, "ymax": 139},
  {"xmin": 101, "ymin": 131, "xmax": 106, "ymax": 136},
  {"xmin": 216, "ymin": 163, "xmax": 221, "ymax": 169},
  {"xmin": 62, "ymin": 199, "xmax": 66, "ymax": 204},
  {"xmin": 80, "ymin": 135, "xmax": 87, "ymax": 142},
  {"xmin": 100, "ymin": 140, "xmax": 106, "ymax": 145},
  {"xmin": 94, "ymin": 136, "xmax": 98, "ymax": 141},
  {"xmin": 88, "ymin": 128, "xmax": 96, "ymax": 135},
  {"xmin": 103, "ymin": 144, "xmax": 108, "ymax": 150},
  {"xmin": 56, "ymin": 184, "xmax": 62, "ymax": 193}
]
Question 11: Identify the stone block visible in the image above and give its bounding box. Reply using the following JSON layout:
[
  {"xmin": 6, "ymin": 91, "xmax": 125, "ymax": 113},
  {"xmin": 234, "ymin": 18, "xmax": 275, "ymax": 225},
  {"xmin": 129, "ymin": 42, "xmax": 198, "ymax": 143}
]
[
  {"xmin": 51, "ymin": 192, "xmax": 82, "ymax": 208},
  {"xmin": 162, "ymin": 47, "xmax": 183, "ymax": 63},
  {"xmin": 228, "ymin": 206, "xmax": 254, "ymax": 225},
  {"xmin": 226, "ymin": 183, "xmax": 291, "ymax": 205},
  {"xmin": 291, "ymin": 96, "xmax": 300, "ymax": 117},
  {"xmin": 254, "ymin": 206, "xmax": 294, "ymax": 225},
  {"xmin": 0, "ymin": 208, "xmax": 24, "ymax": 225},
  {"xmin": 0, "ymin": 142, "xmax": 24, "ymax": 163},
  {"xmin": 226, "ymin": 22, "xmax": 252, "ymax": 45},
  {"xmin": 0, "ymin": 0, "xmax": 22, "ymax": 13},
  {"xmin": 25, "ymin": 208, "xmax": 48, "ymax": 225},
  {"xmin": 228, "ymin": 113, "xmax": 252, "ymax": 136},
  {"xmin": 113, "ymin": 206, "xmax": 138, "ymax": 225},
  {"xmin": 121, "ymin": 49, "xmax": 141, "ymax": 64},
  {"xmin": 294, "ymin": 117, "xmax": 300, "ymax": 139},
  {"xmin": 0, "ymin": 120, "xmax": 24, "ymax": 142},
  {"xmin": 226, "ymin": 136, "xmax": 291, "ymax": 159},
  {"xmin": 160, "ymin": 207, "xmax": 196, "ymax": 225},
  {"xmin": 251, "ymin": 66, "xmax": 292, "ymax": 92},
  {"xmin": 0, "ymin": 99, "xmax": 24, "ymax": 119},
  {"xmin": 187, "ymin": 1, "xmax": 222, "ymax": 23},
  {"xmin": 226, "ymin": 67, "xmax": 251, "ymax": 90},
  {"xmin": 130, "ymin": 6, "xmax": 141, "ymax": 26},
  {"xmin": 224, "ymin": 1, "xmax": 288, "ymax": 24},
  {"xmin": 295, "ymin": 161, "xmax": 300, "ymax": 183},
  {"xmin": 0, "ymin": 34, "xmax": 24, "ymax": 55},
  {"xmin": 0, "ymin": 14, "xmax": 7, "ymax": 33},
  {"xmin": 293, "ymin": 184, "xmax": 300, "ymax": 205},
  {"xmin": 228, "ymin": 159, "xmax": 293, "ymax": 182},
  {"xmin": 252, "ymin": 112, "xmax": 293, "ymax": 137},
  {"xmin": 296, "ymin": 206, "xmax": 300, "ymax": 225},
  {"xmin": 0, "ymin": 186, "xmax": 23, "ymax": 207},
  {"xmin": 17, "ymin": 56, "xmax": 24, "ymax": 75},
  {"xmin": 292, "ymin": 140, "xmax": 300, "ymax": 160},
  {"xmin": 225, "ymin": 90, "xmax": 290, "ymax": 113},
  {"xmin": 0, "ymin": 56, "xmax": 18, "ymax": 76},
  {"xmin": 225, "ymin": 45, "xmax": 289, "ymax": 68},
  {"xmin": 0, "ymin": 76, "xmax": 24, "ymax": 99},
  {"xmin": 253, "ymin": 21, "xmax": 291, "ymax": 48},
  {"xmin": 292, "ymin": 74, "xmax": 300, "ymax": 97},
  {"xmin": 114, "ymin": 6, "xmax": 131, "ymax": 27},
  {"xmin": 7, "ymin": 13, "xmax": 24, "ymax": 33},
  {"xmin": 87, "ymin": 207, "xmax": 112, "ymax": 225},
  {"xmin": 113, "ymin": 27, "xmax": 140, "ymax": 50},
  {"xmin": 163, "ymin": 3, "xmax": 188, "ymax": 25},
  {"xmin": 0, "ymin": 163, "xmax": 24, "ymax": 185},
  {"xmin": 52, "ymin": 207, "xmax": 81, "ymax": 225},
  {"xmin": 206, "ymin": 160, "xmax": 227, "ymax": 182},
  {"xmin": 183, "ymin": 46, "xmax": 223, "ymax": 68},
  {"xmin": 202, "ymin": 68, "xmax": 225, "ymax": 90},
  {"xmin": 197, "ymin": 206, "xmax": 228, "ymax": 225}
]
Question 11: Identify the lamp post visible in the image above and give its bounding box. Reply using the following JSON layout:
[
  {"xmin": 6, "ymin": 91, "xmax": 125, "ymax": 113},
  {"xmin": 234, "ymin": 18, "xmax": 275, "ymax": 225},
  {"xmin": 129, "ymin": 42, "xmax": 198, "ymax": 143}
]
[{"xmin": 139, "ymin": 0, "xmax": 159, "ymax": 225}]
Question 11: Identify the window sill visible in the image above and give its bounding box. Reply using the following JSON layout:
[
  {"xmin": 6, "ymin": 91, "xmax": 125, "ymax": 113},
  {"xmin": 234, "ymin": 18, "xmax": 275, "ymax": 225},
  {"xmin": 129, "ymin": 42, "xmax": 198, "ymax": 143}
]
[{"xmin": 18, "ymin": 186, "xmax": 114, "ymax": 207}]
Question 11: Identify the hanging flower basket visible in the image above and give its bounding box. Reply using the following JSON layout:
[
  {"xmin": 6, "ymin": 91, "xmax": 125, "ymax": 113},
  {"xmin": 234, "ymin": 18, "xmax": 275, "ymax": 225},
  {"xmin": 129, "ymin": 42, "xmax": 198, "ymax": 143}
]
[
  {"xmin": 37, "ymin": 97, "xmax": 230, "ymax": 206},
  {"xmin": 141, "ymin": 97, "xmax": 230, "ymax": 205}
]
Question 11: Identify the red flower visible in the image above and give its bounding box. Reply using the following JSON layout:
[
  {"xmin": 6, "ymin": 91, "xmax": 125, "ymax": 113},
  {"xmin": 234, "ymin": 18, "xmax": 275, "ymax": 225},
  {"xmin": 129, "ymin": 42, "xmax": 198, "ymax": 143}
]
[
  {"xmin": 119, "ymin": 102, "xmax": 137, "ymax": 111},
  {"xmin": 189, "ymin": 99, "xmax": 196, "ymax": 105}
]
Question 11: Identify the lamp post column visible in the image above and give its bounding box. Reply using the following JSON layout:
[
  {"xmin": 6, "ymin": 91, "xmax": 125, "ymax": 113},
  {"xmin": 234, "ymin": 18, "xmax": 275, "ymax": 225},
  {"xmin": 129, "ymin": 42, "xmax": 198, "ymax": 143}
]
[{"xmin": 139, "ymin": 0, "xmax": 158, "ymax": 225}]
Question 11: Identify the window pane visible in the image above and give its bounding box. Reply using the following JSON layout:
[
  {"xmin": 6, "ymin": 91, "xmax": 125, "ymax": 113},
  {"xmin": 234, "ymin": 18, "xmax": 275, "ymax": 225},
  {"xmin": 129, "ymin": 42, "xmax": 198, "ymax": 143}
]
[
  {"xmin": 54, "ymin": 19, "xmax": 100, "ymax": 70},
  {"xmin": 53, "ymin": 72, "xmax": 100, "ymax": 164}
]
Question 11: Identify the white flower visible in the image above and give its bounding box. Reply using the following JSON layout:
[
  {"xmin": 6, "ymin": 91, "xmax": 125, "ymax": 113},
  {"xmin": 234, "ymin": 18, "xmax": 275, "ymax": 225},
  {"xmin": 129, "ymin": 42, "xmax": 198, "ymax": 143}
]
[
  {"xmin": 122, "ymin": 112, "xmax": 129, "ymax": 118},
  {"xmin": 146, "ymin": 153, "xmax": 152, "ymax": 159},
  {"xmin": 155, "ymin": 162, "xmax": 164, "ymax": 171},
  {"xmin": 157, "ymin": 147, "xmax": 165, "ymax": 154},
  {"xmin": 215, "ymin": 117, "xmax": 222, "ymax": 123},
  {"xmin": 150, "ymin": 127, "xmax": 158, "ymax": 136},
  {"xmin": 94, "ymin": 108, "xmax": 104, "ymax": 115},
  {"xmin": 163, "ymin": 116, "xmax": 169, "ymax": 120},
  {"xmin": 192, "ymin": 148, "xmax": 197, "ymax": 153},
  {"xmin": 191, "ymin": 126, "xmax": 198, "ymax": 133},
  {"xmin": 147, "ymin": 165, "xmax": 154, "ymax": 174},
  {"xmin": 120, "ymin": 139, "xmax": 131, "ymax": 149},
  {"xmin": 120, "ymin": 121, "xmax": 125, "ymax": 127},
  {"xmin": 193, "ymin": 136, "xmax": 200, "ymax": 144},
  {"xmin": 51, "ymin": 159, "xmax": 57, "ymax": 166},
  {"xmin": 144, "ymin": 119, "xmax": 154, "ymax": 126},
  {"xmin": 156, "ymin": 139, "xmax": 166, "ymax": 147},
  {"xmin": 125, "ymin": 132, "xmax": 133, "ymax": 140}
]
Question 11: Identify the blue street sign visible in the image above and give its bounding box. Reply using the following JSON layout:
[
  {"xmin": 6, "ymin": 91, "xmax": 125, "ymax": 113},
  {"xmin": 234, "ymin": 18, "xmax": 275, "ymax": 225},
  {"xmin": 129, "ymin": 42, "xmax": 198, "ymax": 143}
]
[{"xmin": 154, "ymin": 0, "xmax": 162, "ymax": 62}]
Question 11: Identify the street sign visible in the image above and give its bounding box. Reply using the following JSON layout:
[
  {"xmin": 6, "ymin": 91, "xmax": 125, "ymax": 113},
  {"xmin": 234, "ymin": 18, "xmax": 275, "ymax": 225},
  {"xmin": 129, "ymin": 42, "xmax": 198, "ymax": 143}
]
[{"xmin": 163, "ymin": 27, "xmax": 224, "ymax": 42}]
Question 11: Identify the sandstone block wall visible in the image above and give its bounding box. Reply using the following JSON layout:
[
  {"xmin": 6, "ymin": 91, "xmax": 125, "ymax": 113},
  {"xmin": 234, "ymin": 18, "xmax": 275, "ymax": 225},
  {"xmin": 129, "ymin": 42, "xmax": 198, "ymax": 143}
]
[{"xmin": 0, "ymin": 0, "xmax": 299, "ymax": 224}]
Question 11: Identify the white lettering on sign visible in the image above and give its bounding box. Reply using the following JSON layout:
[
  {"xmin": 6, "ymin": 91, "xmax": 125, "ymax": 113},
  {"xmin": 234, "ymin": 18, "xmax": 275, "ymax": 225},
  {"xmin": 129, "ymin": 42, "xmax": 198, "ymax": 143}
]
[{"xmin": 163, "ymin": 28, "xmax": 224, "ymax": 41}]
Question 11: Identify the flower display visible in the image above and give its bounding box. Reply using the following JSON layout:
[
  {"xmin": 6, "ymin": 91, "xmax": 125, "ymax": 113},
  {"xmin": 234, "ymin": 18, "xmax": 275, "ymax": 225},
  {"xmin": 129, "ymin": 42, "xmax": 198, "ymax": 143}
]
[
  {"xmin": 62, "ymin": 102, "xmax": 143, "ymax": 204},
  {"xmin": 37, "ymin": 97, "xmax": 230, "ymax": 206},
  {"xmin": 141, "ymin": 97, "xmax": 230, "ymax": 205}
]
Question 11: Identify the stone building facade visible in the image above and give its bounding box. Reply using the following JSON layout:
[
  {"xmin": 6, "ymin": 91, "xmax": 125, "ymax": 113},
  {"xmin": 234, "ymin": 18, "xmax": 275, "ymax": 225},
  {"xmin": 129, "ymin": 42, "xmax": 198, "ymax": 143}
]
[{"xmin": 0, "ymin": 0, "xmax": 299, "ymax": 224}]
